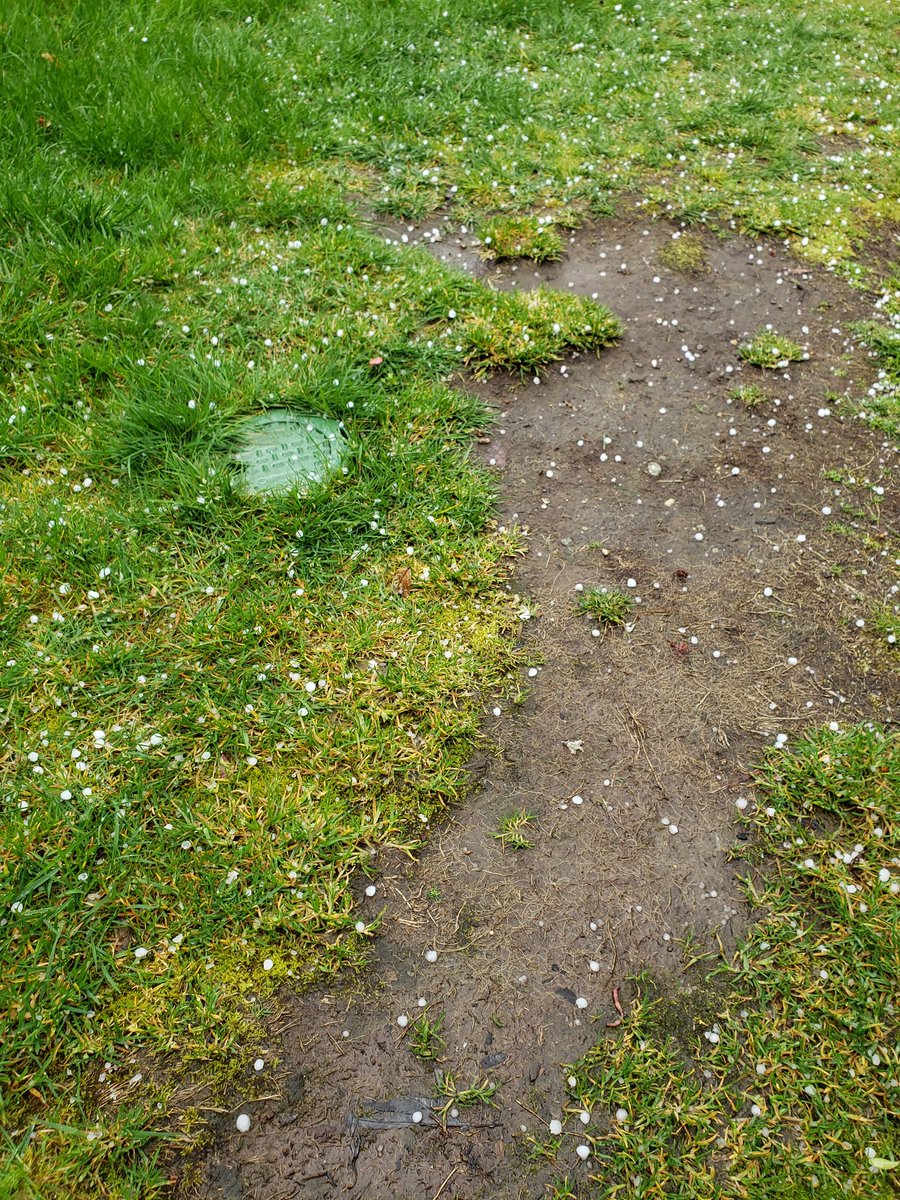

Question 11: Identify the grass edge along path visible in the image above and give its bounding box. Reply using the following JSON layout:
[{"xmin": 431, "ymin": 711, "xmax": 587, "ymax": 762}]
[
  {"xmin": 545, "ymin": 724, "xmax": 899, "ymax": 1200},
  {"xmin": 0, "ymin": 172, "xmax": 621, "ymax": 1200}
]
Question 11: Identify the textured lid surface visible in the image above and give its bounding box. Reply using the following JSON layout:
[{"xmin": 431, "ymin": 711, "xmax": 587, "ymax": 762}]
[{"xmin": 233, "ymin": 409, "xmax": 347, "ymax": 494}]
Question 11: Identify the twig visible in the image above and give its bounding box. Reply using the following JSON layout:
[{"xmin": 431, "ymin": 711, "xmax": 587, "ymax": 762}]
[{"xmin": 432, "ymin": 1165, "xmax": 460, "ymax": 1200}]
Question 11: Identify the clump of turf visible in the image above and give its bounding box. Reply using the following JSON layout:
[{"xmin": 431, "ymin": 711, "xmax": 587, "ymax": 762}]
[
  {"xmin": 478, "ymin": 215, "xmax": 563, "ymax": 263},
  {"xmin": 577, "ymin": 587, "xmax": 635, "ymax": 626},
  {"xmin": 658, "ymin": 233, "xmax": 708, "ymax": 273},
  {"xmin": 738, "ymin": 329, "xmax": 808, "ymax": 368},
  {"xmin": 728, "ymin": 383, "xmax": 767, "ymax": 408},
  {"xmin": 461, "ymin": 288, "xmax": 621, "ymax": 376}
]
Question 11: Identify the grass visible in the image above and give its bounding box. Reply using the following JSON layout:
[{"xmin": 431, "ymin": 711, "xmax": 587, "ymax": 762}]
[
  {"xmin": 738, "ymin": 329, "xmax": 809, "ymax": 369},
  {"xmin": 407, "ymin": 1010, "xmax": 446, "ymax": 1061},
  {"xmin": 1, "ymin": 0, "xmax": 898, "ymax": 1192},
  {"xmin": 852, "ymin": 266, "xmax": 900, "ymax": 438},
  {"xmin": 478, "ymin": 214, "xmax": 564, "ymax": 262},
  {"xmin": 554, "ymin": 724, "xmax": 899, "ymax": 1198},
  {"xmin": 578, "ymin": 587, "xmax": 636, "ymax": 627},
  {"xmin": 728, "ymin": 384, "xmax": 767, "ymax": 409},
  {"xmin": 435, "ymin": 1071, "xmax": 499, "ymax": 1117},
  {"xmin": 492, "ymin": 808, "xmax": 538, "ymax": 850}
]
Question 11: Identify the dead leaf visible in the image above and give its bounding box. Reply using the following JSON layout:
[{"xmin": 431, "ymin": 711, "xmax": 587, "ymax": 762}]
[
  {"xmin": 391, "ymin": 566, "xmax": 412, "ymax": 598},
  {"xmin": 40, "ymin": 51, "xmax": 56, "ymax": 63}
]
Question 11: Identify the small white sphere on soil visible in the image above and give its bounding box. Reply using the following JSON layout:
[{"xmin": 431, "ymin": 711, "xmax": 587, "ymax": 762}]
[
  {"xmin": 549, "ymin": 1119, "xmax": 563, "ymax": 1136},
  {"xmin": 235, "ymin": 1113, "xmax": 251, "ymax": 1133},
  {"xmin": 424, "ymin": 949, "xmax": 438, "ymax": 963},
  {"xmin": 576, "ymin": 1144, "xmax": 590, "ymax": 1160},
  {"xmin": 397, "ymin": 1014, "xmax": 408, "ymax": 1028},
  {"xmin": 412, "ymin": 1111, "xmax": 423, "ymax": 1124}
]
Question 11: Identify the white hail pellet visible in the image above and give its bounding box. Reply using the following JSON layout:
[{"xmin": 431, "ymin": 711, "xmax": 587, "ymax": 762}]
[
  {"xmin": 576, "ymin": 1144, "xmax": 590, "ymax": 1161},
  {"xmin": 235, "ymin": 1113, "xmax": 251, "ymax": 1133},
  {"xmin": 549, "ymin": 1119, "xmax": 563, "ymax": 1135},
  {"xmin": 424, "ymin": 949, "xmax": 438, "ymax": 963}
]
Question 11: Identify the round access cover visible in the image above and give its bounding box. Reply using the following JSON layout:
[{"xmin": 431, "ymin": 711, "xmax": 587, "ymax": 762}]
[{"xmin": 232, "ymin": 409, "xmax": 347, "ymax": 495}]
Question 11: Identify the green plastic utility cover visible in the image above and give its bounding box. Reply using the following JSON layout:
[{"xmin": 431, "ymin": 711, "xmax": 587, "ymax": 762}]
[{"xmin": 233, "ymin": 409, "xmax": 347, "ymax": 494}]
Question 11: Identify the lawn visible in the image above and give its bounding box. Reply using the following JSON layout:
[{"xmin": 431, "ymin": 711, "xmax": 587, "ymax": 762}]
[{"xmin": 1, "ymin": 0, "xmax": 897, "ymax": 1196}]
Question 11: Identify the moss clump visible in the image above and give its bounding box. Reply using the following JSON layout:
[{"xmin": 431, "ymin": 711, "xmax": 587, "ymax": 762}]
[{"xmin": 658, "ymin": 233, "xmax": 709, "ymax": 273}]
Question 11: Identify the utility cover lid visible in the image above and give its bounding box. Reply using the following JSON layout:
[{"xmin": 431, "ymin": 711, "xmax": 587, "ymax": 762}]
[{"xmin": 233, "ymin": 409, "xmax": 347, "ymax": 494}]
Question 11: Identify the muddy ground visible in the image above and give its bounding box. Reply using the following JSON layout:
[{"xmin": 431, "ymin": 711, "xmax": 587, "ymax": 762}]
[{"xmin": 189, "ymin": 213, "xmax": 898, "ymax": 1199}]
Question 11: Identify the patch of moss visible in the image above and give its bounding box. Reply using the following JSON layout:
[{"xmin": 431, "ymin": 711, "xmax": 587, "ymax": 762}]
[{"xmin": 658, "ymin": 233, "xmax": 709, "ymax": 273}]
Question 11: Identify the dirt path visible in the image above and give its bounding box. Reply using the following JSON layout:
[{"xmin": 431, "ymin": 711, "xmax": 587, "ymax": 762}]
[{"xmin": 191, "ymin": 215, "xmax": 897, "ymax": 1199}]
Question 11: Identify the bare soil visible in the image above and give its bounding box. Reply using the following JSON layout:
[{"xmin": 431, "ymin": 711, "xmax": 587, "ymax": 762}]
[{"xmin": 187, "ymin": 213, "xmax": 898, "ymax": 1199}]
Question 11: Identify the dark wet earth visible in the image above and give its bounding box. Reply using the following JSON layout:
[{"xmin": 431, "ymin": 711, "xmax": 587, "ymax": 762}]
[{"xmin": 189, "ymin": 213, "xmax": 898, "ymax": 1199}]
